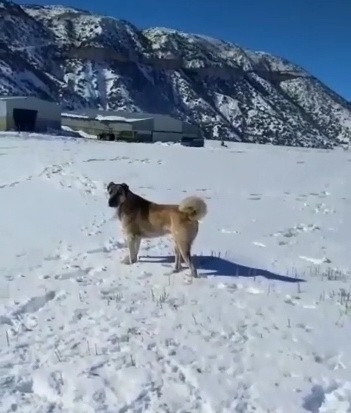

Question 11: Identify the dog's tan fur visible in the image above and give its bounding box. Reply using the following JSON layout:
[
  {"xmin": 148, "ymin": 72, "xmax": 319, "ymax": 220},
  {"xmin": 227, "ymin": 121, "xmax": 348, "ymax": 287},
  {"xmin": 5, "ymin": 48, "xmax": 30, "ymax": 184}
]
[{"xmin": 107, "ymin": 182, "xmax": 207, "ymax": 277}]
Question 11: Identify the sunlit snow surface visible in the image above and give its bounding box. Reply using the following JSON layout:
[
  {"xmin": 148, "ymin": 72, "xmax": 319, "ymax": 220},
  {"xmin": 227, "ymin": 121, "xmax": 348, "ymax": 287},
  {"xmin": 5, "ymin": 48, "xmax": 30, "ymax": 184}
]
[{"xmin": 0, "ymin": 132, "xmax": 350, "ymax": 412}]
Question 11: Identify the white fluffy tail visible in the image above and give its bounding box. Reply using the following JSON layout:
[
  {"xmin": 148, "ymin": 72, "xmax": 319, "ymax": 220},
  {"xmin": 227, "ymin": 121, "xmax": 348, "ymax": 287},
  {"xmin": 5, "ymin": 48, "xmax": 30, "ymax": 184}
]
[{"xmin": 178, "ymin": 196, "xmax": 208, "ymax": 221}]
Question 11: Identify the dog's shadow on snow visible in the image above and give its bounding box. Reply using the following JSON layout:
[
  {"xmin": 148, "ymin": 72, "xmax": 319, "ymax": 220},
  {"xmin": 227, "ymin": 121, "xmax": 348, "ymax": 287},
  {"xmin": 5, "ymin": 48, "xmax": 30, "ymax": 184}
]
[{"xmin": 139, "ymin": 254, "xmax": 305, "ymax": 283}]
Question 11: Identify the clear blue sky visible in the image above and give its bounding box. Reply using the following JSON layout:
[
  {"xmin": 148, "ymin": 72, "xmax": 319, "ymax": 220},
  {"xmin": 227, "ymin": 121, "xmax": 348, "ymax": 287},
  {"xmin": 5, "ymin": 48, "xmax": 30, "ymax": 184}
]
[{"xmin": 18, "ymin": 0, "xmax": 351, "ymax": 100}]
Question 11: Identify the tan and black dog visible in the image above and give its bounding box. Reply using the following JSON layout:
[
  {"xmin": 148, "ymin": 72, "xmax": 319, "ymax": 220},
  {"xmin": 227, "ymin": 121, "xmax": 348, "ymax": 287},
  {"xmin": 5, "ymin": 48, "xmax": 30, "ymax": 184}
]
[{"xmin": 107, "ymin": 182, "xmax": 207, "ymax": 277}]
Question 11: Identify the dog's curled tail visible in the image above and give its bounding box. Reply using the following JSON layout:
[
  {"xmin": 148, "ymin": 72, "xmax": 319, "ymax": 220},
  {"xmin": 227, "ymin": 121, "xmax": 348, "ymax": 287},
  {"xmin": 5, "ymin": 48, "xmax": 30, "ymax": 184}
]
[{"xmin": 178, "ymin": 196, "xmax": 208, "ymax": 221}]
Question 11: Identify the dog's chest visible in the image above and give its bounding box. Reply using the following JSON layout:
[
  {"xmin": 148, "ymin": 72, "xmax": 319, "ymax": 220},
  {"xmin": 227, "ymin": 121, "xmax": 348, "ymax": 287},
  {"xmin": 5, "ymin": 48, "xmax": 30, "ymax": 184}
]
[{"xmin": 117, "ymin": 206, "xmax": 124, "ymax": 221}]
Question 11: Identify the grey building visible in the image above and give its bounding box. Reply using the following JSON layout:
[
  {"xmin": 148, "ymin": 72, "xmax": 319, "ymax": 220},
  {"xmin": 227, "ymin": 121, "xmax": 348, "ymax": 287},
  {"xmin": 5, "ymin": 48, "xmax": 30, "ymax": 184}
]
[
  {"xmin": 62, "ymin": 109, "xmax": 203, "ymax": 145},
  {"xmin": 0, "ymin": 96, "xmax": 61, "ymax": 132}
]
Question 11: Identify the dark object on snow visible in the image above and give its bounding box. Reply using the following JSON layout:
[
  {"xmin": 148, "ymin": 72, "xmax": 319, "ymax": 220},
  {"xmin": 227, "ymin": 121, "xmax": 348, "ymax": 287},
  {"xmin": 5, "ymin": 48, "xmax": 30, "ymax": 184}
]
[{"xmin": 181, "ymin": 137, "xmax": 204, "ymax": 147}]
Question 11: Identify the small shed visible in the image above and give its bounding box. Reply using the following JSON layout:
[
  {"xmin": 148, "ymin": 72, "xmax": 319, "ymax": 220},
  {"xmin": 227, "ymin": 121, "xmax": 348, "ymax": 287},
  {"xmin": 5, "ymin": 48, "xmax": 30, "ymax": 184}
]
[
  {"xmin": 0, "ymin": 96, "xmax": 61, "ymax": 132},
  {"xmin": 62, "ymin": 109, "xmax": 202, "ymax": 144},
  {"xmin": 62, "ymin": 112, "xmax": 154, "ymax": 142}
]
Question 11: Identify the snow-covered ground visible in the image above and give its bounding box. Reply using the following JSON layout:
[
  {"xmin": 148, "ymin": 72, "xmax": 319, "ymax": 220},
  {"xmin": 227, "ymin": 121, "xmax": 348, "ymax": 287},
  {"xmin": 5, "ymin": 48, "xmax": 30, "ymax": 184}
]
[{"xmin": 0, "ymin": 132, "xmax": 351, "ymax": 412}]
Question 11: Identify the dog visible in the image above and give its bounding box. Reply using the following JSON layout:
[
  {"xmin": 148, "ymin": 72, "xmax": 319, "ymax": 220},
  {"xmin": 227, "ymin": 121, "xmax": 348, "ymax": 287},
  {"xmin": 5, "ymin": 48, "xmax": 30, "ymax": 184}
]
[{"xmin": 107, "ymin": 182, "xmax": 208, "ymax": 277}]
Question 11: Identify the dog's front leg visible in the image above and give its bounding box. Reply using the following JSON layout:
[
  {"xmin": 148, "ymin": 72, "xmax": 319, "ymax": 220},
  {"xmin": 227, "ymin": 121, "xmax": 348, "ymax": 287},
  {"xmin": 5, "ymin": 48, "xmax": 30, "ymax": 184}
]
[{"xmin": 121, "ymin": 234, "xmax": 141, "ymax": 265}]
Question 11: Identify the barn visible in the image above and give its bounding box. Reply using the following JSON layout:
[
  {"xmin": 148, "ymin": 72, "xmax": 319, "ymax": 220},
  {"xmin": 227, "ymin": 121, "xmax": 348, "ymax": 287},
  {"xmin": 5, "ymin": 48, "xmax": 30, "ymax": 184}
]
[
  {"xmin": 61, "ymin": 109, "xmax": 203, "ymax": 146},
  {"xmin": 0, "ymin": 96, "xmax": 61, "ymax": 132}
]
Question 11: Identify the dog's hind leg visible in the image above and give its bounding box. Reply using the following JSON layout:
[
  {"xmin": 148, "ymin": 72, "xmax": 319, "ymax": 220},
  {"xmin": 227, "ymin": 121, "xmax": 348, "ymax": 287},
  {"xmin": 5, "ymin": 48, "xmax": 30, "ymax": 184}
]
[
  {"xmin": 173, "ymin": 245, "xmax": 182, "ymax": 273},
  {"xmin": 176, "ymin": 239, "xmax": 198, "ymax": 278},
  {"xmin": 121, "ymin": 235, "xmax": 141, "ymax": 265}
]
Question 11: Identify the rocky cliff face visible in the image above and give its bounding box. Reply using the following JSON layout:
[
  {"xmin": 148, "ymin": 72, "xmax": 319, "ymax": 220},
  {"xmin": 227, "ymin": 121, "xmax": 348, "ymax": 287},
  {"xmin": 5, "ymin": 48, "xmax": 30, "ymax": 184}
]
[{"xmin": 0, "ymin": 1, "xmax": 350, "ymax": 147}]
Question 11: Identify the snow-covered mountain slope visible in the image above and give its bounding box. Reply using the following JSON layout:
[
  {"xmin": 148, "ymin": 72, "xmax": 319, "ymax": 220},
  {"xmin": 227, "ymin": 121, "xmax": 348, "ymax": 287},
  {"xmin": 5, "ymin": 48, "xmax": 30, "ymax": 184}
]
[
  {"xmin": 1, "ymin": 133, "xmax": 351, "ymax": 412},
  {"xmin": 0, "ymin": 1, "xmax": 350, "ymax": 147}
]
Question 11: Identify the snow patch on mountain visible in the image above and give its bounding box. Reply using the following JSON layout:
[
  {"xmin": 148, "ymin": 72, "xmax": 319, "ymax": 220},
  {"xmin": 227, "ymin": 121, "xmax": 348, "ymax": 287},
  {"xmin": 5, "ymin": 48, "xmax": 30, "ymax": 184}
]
[{"xmin": 0, "ymin": 1, "xmax": 350, "ymax": 147}]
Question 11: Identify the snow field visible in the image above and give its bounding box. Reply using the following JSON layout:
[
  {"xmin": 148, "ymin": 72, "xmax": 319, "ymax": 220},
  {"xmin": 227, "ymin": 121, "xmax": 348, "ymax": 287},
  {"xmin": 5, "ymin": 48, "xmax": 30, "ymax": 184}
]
[{"xmin": 0, "ymin": 133, "xmax": 351, "ymax": 412}]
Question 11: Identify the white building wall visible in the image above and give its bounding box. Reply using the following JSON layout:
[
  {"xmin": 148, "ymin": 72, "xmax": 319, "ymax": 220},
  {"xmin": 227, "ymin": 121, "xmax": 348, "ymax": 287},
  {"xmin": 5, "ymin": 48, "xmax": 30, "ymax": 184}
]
[
  {"xmin": 0, "ymin": 100, "xmax": 7, "ymax": 131},
  {"xmin": 5, "ymin": 97, "xmax": 61, "ymax": 131},
  {"xmin": 0, "ymin": 100, "xmax": 7, "ymax": 116}
]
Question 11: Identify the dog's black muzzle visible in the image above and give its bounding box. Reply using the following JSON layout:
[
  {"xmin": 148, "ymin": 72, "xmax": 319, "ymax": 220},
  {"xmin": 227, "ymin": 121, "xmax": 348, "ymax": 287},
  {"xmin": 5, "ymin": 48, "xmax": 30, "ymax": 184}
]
[{"xmin": 108, "ymin": 194, "xmax": 119, "ymax": 208}]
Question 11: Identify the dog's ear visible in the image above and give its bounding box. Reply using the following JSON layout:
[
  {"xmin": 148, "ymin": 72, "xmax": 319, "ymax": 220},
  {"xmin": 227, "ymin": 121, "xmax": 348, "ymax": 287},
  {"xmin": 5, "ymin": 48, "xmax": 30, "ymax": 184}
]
[
  {"xmin": 107, "ymin": 181, "xmax": 115, "ymax": 194},
  {"xmin": 121, "ymin": 183, "xmax": 129, "ymax": 192}
]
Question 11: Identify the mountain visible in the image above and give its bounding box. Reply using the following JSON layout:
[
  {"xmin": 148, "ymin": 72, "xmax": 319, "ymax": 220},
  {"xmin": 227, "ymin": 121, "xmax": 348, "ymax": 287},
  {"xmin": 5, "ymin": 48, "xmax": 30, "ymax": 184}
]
[{"xmin": 0, "ymin": 1, "xmax": 350, "ymax": 148}]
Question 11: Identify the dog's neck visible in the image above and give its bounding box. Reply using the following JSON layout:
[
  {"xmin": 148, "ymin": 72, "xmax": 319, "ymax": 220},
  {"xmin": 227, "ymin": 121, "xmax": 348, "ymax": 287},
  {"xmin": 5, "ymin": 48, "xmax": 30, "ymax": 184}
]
[
  {"xmin": 115, "ymin": 190, "xmax": 150, "ymax": 221},
  {"xmin": 116, "ymin": 190, "xmax": 135, "ymax": 220}
]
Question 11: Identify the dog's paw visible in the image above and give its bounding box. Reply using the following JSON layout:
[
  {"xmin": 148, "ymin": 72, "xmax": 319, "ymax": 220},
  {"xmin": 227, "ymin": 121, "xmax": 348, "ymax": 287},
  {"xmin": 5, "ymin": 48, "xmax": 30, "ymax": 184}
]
[
  {"xmin": 120, "ymin": 255, "xmax": 131, "ymax": 265},
  {"xmin": 120, "ymin": 255, "xmax": 137, "ymax": 265}
]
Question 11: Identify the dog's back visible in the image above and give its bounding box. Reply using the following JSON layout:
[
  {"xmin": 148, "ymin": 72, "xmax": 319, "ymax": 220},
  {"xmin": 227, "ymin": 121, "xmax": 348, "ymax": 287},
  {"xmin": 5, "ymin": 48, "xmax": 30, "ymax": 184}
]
[{"xmin": 119, "ymin": 190, "xmax": 206, "ymax": 240}]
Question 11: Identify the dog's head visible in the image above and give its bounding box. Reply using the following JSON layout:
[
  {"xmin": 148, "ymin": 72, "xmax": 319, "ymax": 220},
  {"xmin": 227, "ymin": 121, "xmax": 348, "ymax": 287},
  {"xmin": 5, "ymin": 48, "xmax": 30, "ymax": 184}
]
[{"xmin": 107, "ymin": 182, "xmax": 129, "ymax": 208}]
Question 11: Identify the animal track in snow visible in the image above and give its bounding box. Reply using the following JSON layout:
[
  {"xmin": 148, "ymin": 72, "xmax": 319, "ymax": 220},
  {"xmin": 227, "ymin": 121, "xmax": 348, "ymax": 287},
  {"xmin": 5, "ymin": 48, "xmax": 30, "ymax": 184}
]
[
  {"xmin": 82, "ymin": 216, "xmax": 110, "ymax": 237},
  {"xmin": 312, "ymin": 352, "xmax": 346, "ymax": 371},
  {"xmin": 0, "ymin": 174, "xmax": 37, "ymax": 189},
  {"xmin": 87, "ymin": 238, "xmax": 126, "ymax": 255},
  {"xmin": 83, "ymin": 156, "xmax": 163, "ymax": 166},
  {"xmin": 248, "ymin": 193, "xmax": 261, "ymax": 200},
  {"xmin": 0, "ymin": 145, "xmax": 18, "ymax": 149},
  {"xmin": 0, "ymin": 291, "xmax": 56, "ymax": 326},
  {"xmin": 313, "ymin": 202, "xmax": 336, "ymax": 215},
  {"xmin": 271, "ymin": 223, "xmax": 321, "ymax": 244},
  {"xmin": 149, "ymin": 342, "xmax": 215, "ymax": 411},
  {"xmin": 39, "ymin": 163, "xmax": 67, "ymax": 178},
  {"xmin": 295, "ymin": 191, "xmax": 331, "ymax": 204},
  {"xmin": 54, "ymin": 267, "xmax": 91, "ymax": 281},
  {"xmin": 0, "ymin": 181, "xmax": 19, "ymax": 189},
  {"xmin": 39, "ymin": 163, "xmax": 99, "ymax": 196}
]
